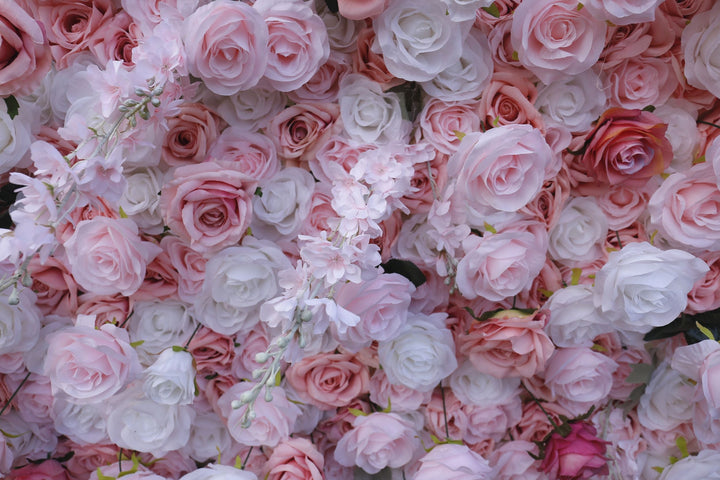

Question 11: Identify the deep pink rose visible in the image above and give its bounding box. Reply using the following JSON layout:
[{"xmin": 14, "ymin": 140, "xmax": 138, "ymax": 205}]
[
  {"xmin": 0, "ymin": 0, "xmax": 52, "ymax": 96},
  {"xmin": 162, "ymin": 102, "xmax": 224, "ymax": 167},
  {"xmin": 458, "ymin": 309, "xmax": 555, "ymax": 378},
  {"xmin": 183, "ymin": 0, "xmax": 268, "ymax": 95},
  {"xmin": 160, "ymin": 161, "xmax": 256, "ymax": 254},
  {"xmin": 286, "ymin": 352, "xmax": 370, "ymax": 410},
  {"xmin": 581, "ymin": 108, "xmax": 672, "ymax": 187},
  {"xmin": 7, "ymin": 460, "xmax": 69, "ymax": 480},
  {"xmin": 540, "ymin": 422, "xmax": 609, "ymax": 480},
  {"xmin": 264, "ymin": 437, "xmax": 324, "ymax": 480}
]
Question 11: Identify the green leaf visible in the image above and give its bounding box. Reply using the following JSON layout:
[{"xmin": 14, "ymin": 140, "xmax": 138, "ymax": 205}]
[
  {"xmin": 696, "ymin": 321, "xmax": 715, "ymax": 341},
  {"xmin": 570, "ymin": 268, "xmax": 582, "ymax": 286},
  {"xmin": 254, "ymin": 187, "xmax": 262, "ymax": 197},
  {"xmin": 4, "ymin": 96, "xmax": 19, "ymax": 119},
  {"xmin": 481, "ymin": 3, "xmax": 501, "ymax": 17},
  {"xmin": 234, "ymin": 455, "xmax": 243, "ymax": 469},
  {"xmin": 274, "ymin": 369, "xmax": 282, "ymax": 387},
  {"xmin": 652, "ymin": 466, "xmax": 664, "ymax": 474},
  {"xmin": 380, "ymin": 259, "xmax": 426, "ymax": 287},
  {"xmin": 676, "ymin": 436, "xmax": 689, "ymax": 458},
  {"xmin": 642, "ymin": 105, "xmax": 656, "ymax": 112},
  {"xmin": 0, "ymin": 428, "xmax": 23, "ymax": 438},
  {"xmin": 430, "ymin": 434, "xmax": 442, "ymax": 444},
  {"xmin": 625, "ymin": 363, "xmax": 654, "ymax": 384},
  {"xmin": 171, "ymin": 345, "xmax": 186, "ymax": 352},
  {"xmin": 511, "ymin": 51, "xmax": 519, "ymax": 61},
  {"xmin": 453, "ymin": 130, "xmax": 466, "ymax": 141},
  {"xmin": 129, "ymin": 340, "xmax": 144, "ymax": 348},
  {"xmin": 118, "ymin": 206, "xmax": 128, "ymax": 218},
  {"xmin": 492, "ymin": 116, "xmax": 500, "ymax": 127},
  {"xmin": 576, "ymin": 2, "xmax": 584, "ymax": 9},
  {"xmin": 97, "ymin": 468, "xmax": 115, "ymax": 480},
  {"xmin": 591, "ymin": 343, "xmax": 607, "ymax": 352},
  {"xmin": 381, "ymin": 397, "xmax": 392, "ymax": 413},
  {"xmin": 539, "ymin": 288, "xmax": 554, "ymax": 298},
  {"xmin": 348, "ymin": 408, "xmax": 368, "ymax": 417},
  {"xmin": 483, "ymin": 222, "xmax": 497, "ymax": 234}
]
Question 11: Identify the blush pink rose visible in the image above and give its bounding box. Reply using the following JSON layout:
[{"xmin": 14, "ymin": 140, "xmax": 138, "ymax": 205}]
[
  {"xmin": 162, "ymin": 236, "xmax": 207, "ymax": 303},
  {"xmin": 87, "ymin": 10, "xmax": 138, "ymax": 66},
  {"xmin": 187, "ymin": 327, "xmax": 235, "ymax": 377},
  {"xmin": 255, "ymin": 0, "xmax": 329, "ymax": 92},
  {"xmin": 264, "ymin": 437, "xmax": 324, "ymax": 480},
  {"xmin": 458, "ymin": 309, "xmax": 555, "ymax": 379},
  {"xmin": 7, "ymin": 460, "xmax": 69, "ymax": 480},
  {"xmin": 63, "ymin": 217, "xmax": 161, "ymax": 296},
  {"xmin": 477, "ymin": 72, "xmax": 543, "ymax": 131},
  {"xmin": 0, "ymin": 0, "xmax": 52, "ymax": 96},
  {"xmin": 288, "ymin": 53, "xmax": 351, "ymax": 104},
  {"xmin": 607, "ymin": 56, "xmax": 678, "ymax": 110},
  {"xmin": 539, "ymin": 422, "xmax": 609, "ymax": 479},
  {"xmin": 338, "ymin": 0, "xmax": 388, "ymax": 20},
  {"xmin": 267, "ymin": 102, "xmax": 342, "ymax": 163},
  {"xmin": 132, "ymin": 245, "xmax": 179, "ymax": 302},
  {"xmin": 414, "ymin": 444, "xmax": 493, "ymax": 480},
  {"xmin": 594, "ymin": 183, "xmax": 651, "ymax": 230},
  {"xmin": 368, "ymin": 369, "xmax": 431, "ymax": 413},
  {"xmin": 162, "ymin": 103, "xmax": 224, "ymax": 167},
  {"xmin": 44, "ymin": 321, "xmax": 140, "ymax": 404},
  {"xmin": 160, "ymin": 161, "xmax": 255, "ymax": 254},
  {"xmin": 420, "ymin": 98, "xmax": 481, "ymax": 155},
  {"xmin": 285, "ymin": 352, "xmax": 370, "ymax": 410},
  {"xmin": 352, "ymin": 27, "xmax": 402, "ymax": 89},
  {"xmin": 687, "ymin": 251, "xmax": 720, "ymax": 314},
  {"xmin": 76, "ymin": 293, "xmax": 133, "ymax": 328},
  {"xmin": 580, "ymin": 108, "xmax": 672, "ymax": 188},
  {"xmin": 424, "ymin": 388, "xmax": 467, "ymax": 441},
  {"xmin": 511, "ymin": 0, "xmax": 607, "ymax": 84},
  {"xmin": 207, "ymin": 128, "xmax": 279, "ymax": 182},
  {"xmin": 183, "ymin": 0, "xmax": 268, "ymax": 95},
  {"xmin": 309, "ymin": 136, "xmax": 374, "ymax": 184},
  {"xmin": 27, "ymin": 256, "xmax": 78, "ymax": 317}
]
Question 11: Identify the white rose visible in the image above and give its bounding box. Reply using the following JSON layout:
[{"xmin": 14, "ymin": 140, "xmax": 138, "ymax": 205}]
[
  {"xmin": 653, "ymin": 102, "xmax": 700, "ymax": 171},
  {"xmin": 658, "ymin": 450, "xmax": 720, "ymax": 480},
  {"xmin": 548, "ymin": 196, "xmax": 608, "ymax": 266},
  {"xmin": 106, "ymin": 383, "xmax": 195, "ymax": 457},
  {"xmin": 374, "ymin": 0, "xmax": 465, "ymax": 82},
  {"xmin": 420, "ymin": 31, "xmax": 493, "ymax": 102},
  {"xmin": 180, "ymin": 464, "xmax": 258, "ymax": 480},
  {"xmin": 593, "ymin": 242, "xmax": 709, "ymax": 334},
  {"xmin": 377, "ymin": 312, "xmax": 457, "ymax": 392},
  {"xmin": 536, "ymin": 70, "xmax": 608, "ymax": 133},
  {"xmin": 339, "ymin": 74, "xmax": 409, "ymax": 145},
  {"xmin": 194, "ymin": 237, "xmax": 290, "ymax": 335},
  {"xmin": 582, "ymin": 0, "xmax": 663, "ymax": 25},
  {"xmin": 0, "ymin": 289, "xmax": 41, "ymax": 357},
  {"xmin": 183, "ymin": 410, "xmax": 232, "ymax": 463},
  {"xmin": 441, "ymin": 0, "xmax": 493, "ymax": 21},
  {"xmin": 120, "ymin": 168, "xmax": 165, "ymax": 235},
  {"xmin": 682, "ymin": 3, "xmax": 720, "ymax": 98},
  {"xmin": 128, "ymin": 300, "xmax": 198, "ymax": 365},
  {"xmin": 252, "ymin": 167, "xmax": 315, "ymax": 240},
  {"xmin": 638, "ymin": 362, "xmax": 695, "ymax": 432},
  {"xmin": 0, "ymin": 100, "xmax": 32, "ymax": 174},
  {"xmin": 449, "ymin": 360, "xmax": 519, "ymax": 407},
  {"xmin": 143, "ymin": 348, "xmax": 196, "ymax": 405},
  {"xmin": 200, "ymin": 85, "xmax": 287, "ymax": 132},
  {"xmin": 544, "ymin": 285, "xmax": 611, "ymax": 348},
  {"xmin": 52, "ymin": 396, "xmax": 108, "ymax": 445}
]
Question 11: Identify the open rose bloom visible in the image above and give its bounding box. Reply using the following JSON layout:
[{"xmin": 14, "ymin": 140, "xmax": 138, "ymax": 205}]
[{"xmin": 3, "ymin": 1, "xmax": 720, "ymax": 479}]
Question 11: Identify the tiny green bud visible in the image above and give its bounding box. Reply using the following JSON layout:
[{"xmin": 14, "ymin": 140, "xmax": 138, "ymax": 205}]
[
  {"xmin": 135, "ymin": 87, "xmax": 148, "ymax": 97},
  {"xmin": 118, "ymin": 105, "xmax": 130, "ymax": 113},
  {"xmin": 151, "ymin": 97, "xmax": 161, "ymax": 107},
  {"xmin": 300, "ymin": 309, "xmax": 312, "ymax": 322},
  {"xmin": 254, "ymin": 352, "xmax": 269, "ymax": 363},
  {"xmin": 152, "ymin": 87, "xmax": 164, "ymax": 97},
  {"xmin": 124, "ymin": 99, "xmax": 139, "ymax": 107}
]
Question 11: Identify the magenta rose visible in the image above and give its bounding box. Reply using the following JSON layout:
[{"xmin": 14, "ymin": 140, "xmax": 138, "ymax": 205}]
[
  {"xmin": 160, "ymin": 161, "xmax": 256, "ymax": 254},
  {"xmin": 0, "ymin": 0, "xmax": 52, "ymax": 96},
  {"xmin": 540, "ymin": 422, "xmax": 609, "ymax": 479},
  {"xmin": 7, "ymin": 460, "xmax": 69, "ymax": 480},
  {"xmin": 183, "ymin": 0, "xmax": 268, "ymax": 95}
]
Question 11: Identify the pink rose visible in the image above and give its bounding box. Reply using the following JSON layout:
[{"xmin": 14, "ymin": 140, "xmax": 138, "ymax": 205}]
[
  {"xmin": 581, "ymin": 108, "xmax": 672, "ymax": 188},
  {"xmin": 160, "ymin": 161, "xmax": 255, "ymax": 254},
  {"xmin": 44, "ymin": 321, "xmax": 140, "ymax": 404},
  {"xmin": 162, "ymin": 235, "xmax": 206, "ymax": 303},
  {"xmin": 63, "ymin": 217, "xmax": 161, "ymax": 296},
  {"xmin": 37, "ymin": 0, "xmax": 114, "ymax": 68},
  {"xmin": 338, "ymin": 0, "xmax": 387, "ymax": 20},
  {"xmin": 187, "ymin": 327, "xmax": 235, "ymax": 377},
  {"xmin": 420, "ymin": 99, "xmax": 481, "ymax": 155},
  {"xmin": 132, "ymin": 244, "xmax": 179, "ymax": 302},
  {"xmin": 87, "ymin": 10, "xmax": 138, "ymax": 66},
  {"xmin": 594, "ymin": 183, "xmax": 651, "ymax": 230},
  {"xmin": 477, "ymin": 72, "xmax": 543, "ymax": 131},
  {"xmin": 76, "ymin": 293, "xmax": 132, "ymax": 328},
  {"xmin": 183, "ymin": 0, "xmax": 268, "ymax": 95},
  {"xmin": 27, "ymin": 256, "xmax": 78, "ymax": 317},
  {"xmin": 267, "ymin": 102, "xmax": 342, "ymax": 163},
  {"xmin": 414, "ymin": 444, "xmax": 493, "ymax": 480},
  {"xmin": 232, "ymin": 324, "xmax": 271, "ymax": 380},
  {"xmin": 207, "ymin": 128, "xmax": 279, "ymax": 182},
  {"xmin": 162, "ymin": 102, "xmax": 224, "ymax": 167},
  {"xmin": 335, "ymin": 412, "xmax": 419, "ymax": 474},
  {"xmin": 458, "ymin": 309, "xmax": 555, "ymax": 378},
  {"xmin": 352, "ymin": 27, "xmax": 402, "ymax": 89},
  {"xmin": 255, "ymin": 0, "xmax": 329, "ymax": 92},
  {"xmin": 264, "ymin": 437, "xmax": 324, "ymax": 480},
  {"xmin": 539, "ymin": 422, "xmax": 609, "ymax": 479},
  {"xmin": 288, "ymin": 53, "xmax": 351, "ymax": 104},
  {"xmin": 511, "ymin": 0, "xmax": 607, "ymax": 84},
  {"xmin": 310, "ymin": 136, "xmax": 373, "ymax": 184},
  {"xmin": 607, "ymin": 56, "xmax": 678, "ymax": 110},
  {"xmin": 285, "ymin": 352, "xmax": 370, "ymax": 410},
  {"xmin": 687, "ymin": 251, "xmax": 720, "ymax": 314},
  {"xmin": 7, "ymin": 460, "xmax": 69, "ymax": 480},
  {"xmin": 423, "ymin": 388, "xmax": 467, "ymax": 441},
  {"xmin": 368, "ymin": 369, "xmax": 431, "ymax": 413},
  {"xmin": 0, "ymin": 0, "xmax": 52, "ymax": 96},
  {"xmin": 490, "ymin": 440, "xmax": 546, "ymax": 480},
  {"xmin": 402, "ymin": 151, "xmax": 447, "ymax": 215}
]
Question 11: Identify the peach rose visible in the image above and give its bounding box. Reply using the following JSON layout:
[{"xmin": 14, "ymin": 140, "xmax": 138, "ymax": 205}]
[
  {"xmin": 264, "ymin": 437, "xmax": 324, "ymax": 480},
  {"xmin": 580, "ymin": 108, "xmax": 672, "ymax": 187},
  {"xmin": 286, "ymin": 352, "xmax": 370, "ymax": 410},
  {"xmin": 160, "ymin": 162, "xmax": 255, "ymax": 254},
  {"xmin": 162, "ymin": 103, "xmax": 223, "ymax": 167},
  {"xmin": 267, "ymin": 102, "xmax": 341, "ymax": 163},
  {"xmin": 458, "ymin": 309, "xmax": 555, "ymax": 378}
]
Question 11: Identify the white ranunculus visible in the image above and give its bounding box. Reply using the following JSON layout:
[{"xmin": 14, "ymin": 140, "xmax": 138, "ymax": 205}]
[
  {"xmin": 179, "ymin": 464, "xmax": 258, "ymax": 480},
  {"xmin": 544, "ymin": 285, "xmax": 611, "ymax": 348},
  {"xmin": 637, "ymin": 362, "xmax": 695, "ymax": 432},
  {"xmin": 536, "ymin": 70, "xmax": 608, "ymax": 133},
  {"xmin": 143, "ymin": 348, "xmax": 196, "ymax": 405},
  {"xmin": 338, "ymin": 74, "xmax": 409, "ymax": 145},
  {"xmin": 374, "ymin": 0, "xmax": 466, "ymax": 81},
  {"xmin": 449, "ymin": 360, "xmax": 520, "ymax": 407},
  {"xmin": 194, "ymin": 237, "xmax": 291, "ymax": 335},
  {"xmin": 683, "ymin": 3, "xmax": 720, "ymax": 99},
  {"xmin": 106, "ymin": 383, "xmax": 195, "ymax": 457},
  {"xmin": 420, "ymin": 31, "xmax": 493, "ymax": 102},
  {"xmin": 52, "ymin": 396, "xmax": 108, "ymax": 445},
  {"xmin": 658, "ymin": 450, "xmax": 720, "ymax": 480},
  {"xmin": 548, "ymin": 196, "xmax": 608, "ymax": 266},
  {"xmin": 377, "ymin": 312, "xmax": 457, "ymax": 392},
  {"xmin": 252, "ymin": 167, "xmax": 315, "ymax": 241},
  {"xmin": 128, "ymin": 300, "xmax": 198, "ymax": 366},
  {"xmin": 183, "ymin": 410, "xmax": 232, "ymax": 463},
  {"xmin": 593, "ymin": 242, "xmax": 709, "ymax": 334},
  {"xmin": 119, "ymin": 168, "xmax": 165, "ymax": 234}
]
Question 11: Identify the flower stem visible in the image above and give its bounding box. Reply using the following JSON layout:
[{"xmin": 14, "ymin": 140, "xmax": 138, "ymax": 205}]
[{"xmin": 0, "ymin": 371, "xmax": 31, "ymax": 416}]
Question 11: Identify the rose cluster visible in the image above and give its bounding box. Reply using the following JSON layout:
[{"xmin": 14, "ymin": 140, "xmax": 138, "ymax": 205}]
[{"xmin": 1, "ymin": 0, "xmax": 720, "ymax": 480}]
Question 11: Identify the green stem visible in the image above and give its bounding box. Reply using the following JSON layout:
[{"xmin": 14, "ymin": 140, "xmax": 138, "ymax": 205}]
[{"xmin": 0, "ymin": 371, "xmax": 31, "ymax": 416}]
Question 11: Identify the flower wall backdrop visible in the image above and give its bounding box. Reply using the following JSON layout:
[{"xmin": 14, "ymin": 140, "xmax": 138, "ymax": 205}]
[{"xmin": 1, "ymin": 0, "xmax": 720, "ymax": 479}]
